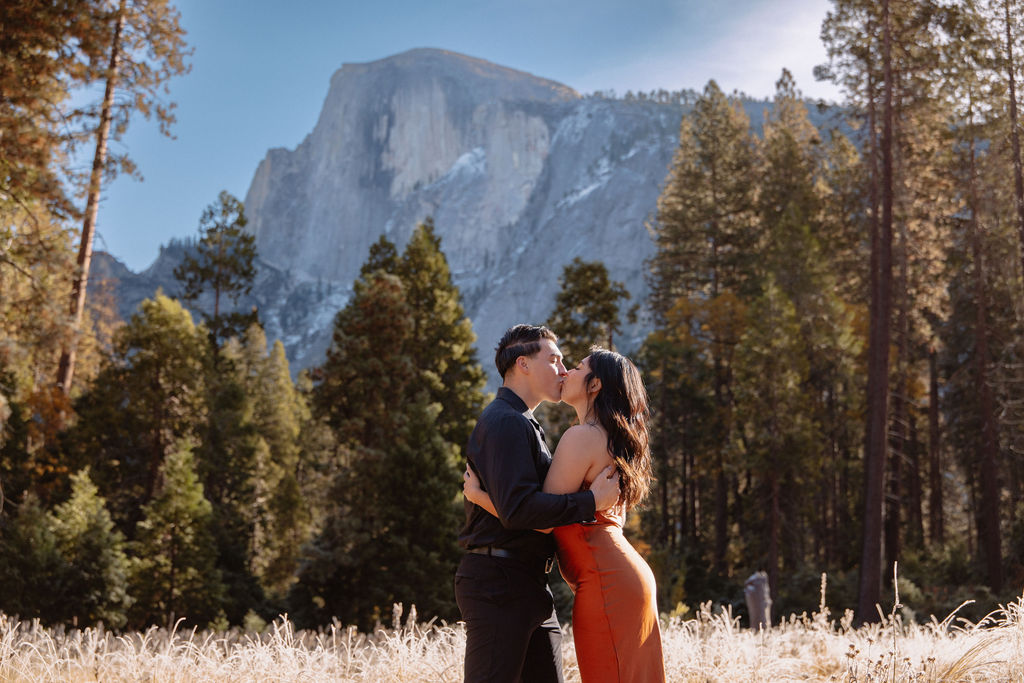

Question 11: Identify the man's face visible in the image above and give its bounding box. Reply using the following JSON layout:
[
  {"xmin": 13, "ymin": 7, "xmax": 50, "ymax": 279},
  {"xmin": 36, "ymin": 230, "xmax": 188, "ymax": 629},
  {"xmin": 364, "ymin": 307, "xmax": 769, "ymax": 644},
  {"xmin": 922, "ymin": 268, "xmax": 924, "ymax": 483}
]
[{"xmin": 526, "ymin": 338, "xmax": 568, "ymax": 404}]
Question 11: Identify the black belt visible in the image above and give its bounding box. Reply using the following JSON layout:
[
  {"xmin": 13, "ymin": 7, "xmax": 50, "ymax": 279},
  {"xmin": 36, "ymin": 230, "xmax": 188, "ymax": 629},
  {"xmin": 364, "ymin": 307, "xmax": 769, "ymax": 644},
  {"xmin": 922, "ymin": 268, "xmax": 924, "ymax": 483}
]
[
  {"xmin": 466, "ymin": 546, "xmax": 555, "ymax": 573},
  {"xmin": 466, "ymin": 546, "xmax": 515, "ymax": 558}
]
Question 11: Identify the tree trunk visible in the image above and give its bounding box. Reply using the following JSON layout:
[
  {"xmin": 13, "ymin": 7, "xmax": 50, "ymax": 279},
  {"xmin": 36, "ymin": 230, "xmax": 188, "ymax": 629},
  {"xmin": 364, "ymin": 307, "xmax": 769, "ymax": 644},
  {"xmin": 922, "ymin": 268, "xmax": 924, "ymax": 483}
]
[
  {"xmin": 712, "ymin": 332, "xmax": 728, "ymax": 573},
  {"xmin": 768, "ymin": 471, "xmax": 780, "ymax": 599},
  {"xmin": 712, "ymin": 330, "xmax": 728, "ymax": 573},
  {"xmin": 658, "ymin": 358, "xmax": 671, "ymax": 549},
  {"xmin": 907, "ymin": 412, "xmax": 924, "ymax": 548},
  {"xmin": 660, "ymin": 449, "xmax": 670, "ymax": 547},
  {"xmin": 732, "ymin": 472, "xmax": 744, "ymax": 553},
  {"xmin": 928, "ymin": 346, "xmax": 944, "ymax": 545},
  {"xmin": 839, "ymin": 408, "xmax": 853, "ymax": 564},
  {"xmin": 883, "ymin": 413, "xmax": 901, "ymax": 589},
  {"xmin": 857, "ymin": 0, "xmax": 894, "ymax": 624},
  {"xmin": 714, "ymin": 455, "xmax": 727, "ymax": 573},
  {"xmin": 968, "ymin": 137, "xmax": 1003, "ymax": 593},
  {"xmin": 885, "ymin": 218, "xmax": 910, "ymax": 585},
  {"xmin": 685, "ymin": 449, "xmax": 696, "ymax": 543},
  {"xmin": 56, "ymin": 0, "xmax": 127, "ymax": 394},
  {"xmin": 1003, "ymin": 0, "xmax": 1024, "ymax": 291}
]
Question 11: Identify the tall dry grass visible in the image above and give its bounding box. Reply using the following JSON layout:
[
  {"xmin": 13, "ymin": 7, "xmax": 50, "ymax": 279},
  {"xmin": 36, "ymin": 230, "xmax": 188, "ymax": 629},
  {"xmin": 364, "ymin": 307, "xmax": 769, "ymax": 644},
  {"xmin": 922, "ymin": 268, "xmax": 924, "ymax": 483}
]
[{"xmin": 1, "ymin": 591, "xmax": 1023, "ymax": 682}]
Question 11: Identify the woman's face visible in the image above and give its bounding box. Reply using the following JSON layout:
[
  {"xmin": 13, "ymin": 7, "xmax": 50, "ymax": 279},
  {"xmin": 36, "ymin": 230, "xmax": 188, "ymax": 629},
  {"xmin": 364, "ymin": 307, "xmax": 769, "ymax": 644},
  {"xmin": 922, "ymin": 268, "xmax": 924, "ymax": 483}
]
[{"xmin": 561, "ymin": 355, "xmax": 596, "ymax": 407}]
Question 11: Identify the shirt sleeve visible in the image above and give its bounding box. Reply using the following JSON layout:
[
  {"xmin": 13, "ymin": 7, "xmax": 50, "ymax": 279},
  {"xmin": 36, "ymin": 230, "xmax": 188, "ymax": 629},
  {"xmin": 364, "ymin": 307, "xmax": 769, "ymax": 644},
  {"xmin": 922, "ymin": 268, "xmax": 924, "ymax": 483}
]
[{"xmin": 471, "ymin": 413, "xmax": 596, "ymax": 530}]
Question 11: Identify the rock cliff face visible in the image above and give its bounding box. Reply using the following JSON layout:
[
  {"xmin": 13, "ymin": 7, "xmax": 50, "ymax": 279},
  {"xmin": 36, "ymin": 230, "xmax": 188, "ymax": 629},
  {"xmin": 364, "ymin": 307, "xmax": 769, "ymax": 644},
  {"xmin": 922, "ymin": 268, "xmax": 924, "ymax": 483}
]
[
  {"xmin": 111, "ymin": 49, "xmax": 828, "ymax": 384},
  {"xmin": 241, "ymin": 48, "xmax": 684, "ymax": 379}
]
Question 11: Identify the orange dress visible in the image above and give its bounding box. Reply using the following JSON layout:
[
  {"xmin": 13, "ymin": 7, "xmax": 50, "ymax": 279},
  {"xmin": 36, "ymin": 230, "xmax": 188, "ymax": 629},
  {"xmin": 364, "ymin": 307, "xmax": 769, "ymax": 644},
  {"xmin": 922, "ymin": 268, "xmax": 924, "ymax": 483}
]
[{"xmin": 553, "ymin": 504, "xmax": 666, "ymax": 683}]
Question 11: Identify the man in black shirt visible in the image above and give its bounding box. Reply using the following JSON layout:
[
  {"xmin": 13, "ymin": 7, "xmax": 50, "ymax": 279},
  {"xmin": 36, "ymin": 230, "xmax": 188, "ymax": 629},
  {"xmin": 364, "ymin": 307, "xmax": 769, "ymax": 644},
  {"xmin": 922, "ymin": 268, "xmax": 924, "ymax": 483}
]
[{"xmin": 456, "ymin": 324, "xmax": 620, "ymax": 683}]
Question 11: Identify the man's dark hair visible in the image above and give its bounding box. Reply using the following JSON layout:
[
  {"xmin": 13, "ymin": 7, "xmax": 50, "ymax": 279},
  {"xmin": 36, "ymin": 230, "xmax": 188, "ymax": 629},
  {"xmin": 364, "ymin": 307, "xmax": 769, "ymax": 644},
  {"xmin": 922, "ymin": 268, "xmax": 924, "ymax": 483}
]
[{"xmin": 495, "ymin": 324, "xmax": 558, "ymax": 379}]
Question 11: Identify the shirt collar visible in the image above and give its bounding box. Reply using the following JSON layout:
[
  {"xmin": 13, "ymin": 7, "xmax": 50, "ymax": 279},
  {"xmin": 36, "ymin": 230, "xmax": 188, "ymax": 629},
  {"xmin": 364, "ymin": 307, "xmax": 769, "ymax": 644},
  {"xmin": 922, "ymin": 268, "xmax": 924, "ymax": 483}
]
[
  {"xmin": 496, "ymin": 387, "xmax": 545, "ymax": 440},
  {"xmin": 497, "ymin": 389, "xmax": 548, "ymax": 444},
  {"xmin": 496, "ymin": 386, "xmax": 535, "ymax": 419}
]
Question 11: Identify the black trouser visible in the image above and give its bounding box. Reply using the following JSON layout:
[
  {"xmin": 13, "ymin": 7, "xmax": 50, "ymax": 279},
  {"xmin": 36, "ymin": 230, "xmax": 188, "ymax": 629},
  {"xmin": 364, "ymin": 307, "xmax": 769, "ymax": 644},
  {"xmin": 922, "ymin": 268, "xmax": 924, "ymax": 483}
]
[{"xmin": 455, "ymin": 552, "xmax": 563, "ymax": 683}]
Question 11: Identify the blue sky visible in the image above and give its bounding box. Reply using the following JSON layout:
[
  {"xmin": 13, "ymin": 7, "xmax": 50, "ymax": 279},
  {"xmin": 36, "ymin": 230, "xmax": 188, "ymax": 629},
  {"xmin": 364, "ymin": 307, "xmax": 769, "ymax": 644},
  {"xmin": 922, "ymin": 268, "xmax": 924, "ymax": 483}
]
[{"xmin": 94, "ymin": 0, "xmax": 840, "ymax": 271}]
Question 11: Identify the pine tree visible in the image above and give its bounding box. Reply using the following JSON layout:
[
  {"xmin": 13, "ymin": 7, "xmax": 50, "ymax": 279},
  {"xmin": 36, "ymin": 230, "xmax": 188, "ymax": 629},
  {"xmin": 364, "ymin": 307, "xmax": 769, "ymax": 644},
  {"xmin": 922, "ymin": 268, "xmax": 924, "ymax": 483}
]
[
  {"xmin": 818, "ymin": 0, "xmax": 948, "ymax": 621},
  {"xmin": 648, "ymin": 79, "xmax": 759, "ymax": 318},
  {"xmin": 396, "ymin": 218, "xmax": 487, "ymax": 450},
  {"xmin": 0, "ymin": 493, "xmax": 69, "ymax": 622},
  {"xmin": 50, "ymin": 468, "xmax": 131, "ymax": 627},
  {"xmin": 314, "ymin": 273, "xmax": 416, "ymax": 447},
  {"xmin": 129, "ymin": 441, "xmax": 224, "ymax": 628},
  {"xmin": 0, "ymin": 204, "xmax": 107, "ymax": 502},
  {"xmin": 230, "ymin": 326, "xmax": 314, "ymax": 601},
  {"xmin": 988, "ymin": 0, "xmax": 1024, "ymax": 285},
  {"xmin": 757, "ymin": 69, "xmax": 825, "ymax": 299},
  {"xmin": 0, "ymin": 1, "xmax": 103, "ymax": 218},
  {"xmin": 936, "ymin": 2, "xmax": 1019, "ymax": 590},
  {"xmin": 195, "ymin": 343, "xmax": 262, "ymax": 623},
  {"xmin": 820, "ymin": 131, "xmax": 870, "ymax": 304},
  {"xmin": 546, "ymin": 257, "xmax": 630, "ymax": 364},
  {"xmin": 174, "ymin": 191, "xmax": 258, "ymax": 347},
  {"xmin": 636, "ymin": 312, "xmax": 717, "ymax": 609},
  {"xmin": 70, "ymin": 293, "xmax": 208, "ymax": 528},
  {"xmin": 297, "ymin": 392, "xmax": 461, "ymax": 630},
  {"xmin": 359, "ymin": 234, "xmax": 400, "ymax": 279},
  {"xmin": 733, "ymin": 280, "xmax": 815, "ymax": 604},
  {"xmin": 758, "ymin": 69, "xmax": 866, "ymax": 573},
  {"xmin": 647, "ymin": 80, "xmax": 759, "ymax": 573},
  {"xmin": 542, "ymin": 257, "xmax": 631, "ymax": 437},
  {"xmin": 297, "ymin": 267, "xmax": 463, "ymax": 628},
  {"xmin": 57, "ymin": 0, "xmax": 190, "ymax": 394},
  {"xmin": 973, "ymin": 0, "xmax": 1024, "ymax": 564},
  {"xmin": 0, "ymin": 207, "xmax": 76, "ymax": 396}
]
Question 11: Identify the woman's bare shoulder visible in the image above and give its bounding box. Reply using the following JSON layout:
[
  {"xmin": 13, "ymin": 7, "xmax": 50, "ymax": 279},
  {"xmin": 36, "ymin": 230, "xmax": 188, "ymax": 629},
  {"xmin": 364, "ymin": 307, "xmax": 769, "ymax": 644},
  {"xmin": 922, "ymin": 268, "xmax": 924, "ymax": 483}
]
[
  {"xmin": 556, "ymin": 424, "xmax": 609, "ymax": 460},
  {"xmin": 560, "ymin": 423, "xmax": 606, "ymax": 444}
]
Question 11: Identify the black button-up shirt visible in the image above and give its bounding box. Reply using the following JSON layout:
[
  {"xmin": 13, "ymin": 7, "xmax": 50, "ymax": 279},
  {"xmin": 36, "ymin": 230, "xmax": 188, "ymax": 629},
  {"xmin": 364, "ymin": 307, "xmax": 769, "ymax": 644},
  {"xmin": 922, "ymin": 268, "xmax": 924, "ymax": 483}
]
[{"xmin": 458, "ymin": 387, "xmax": 597, "ymax": 559}]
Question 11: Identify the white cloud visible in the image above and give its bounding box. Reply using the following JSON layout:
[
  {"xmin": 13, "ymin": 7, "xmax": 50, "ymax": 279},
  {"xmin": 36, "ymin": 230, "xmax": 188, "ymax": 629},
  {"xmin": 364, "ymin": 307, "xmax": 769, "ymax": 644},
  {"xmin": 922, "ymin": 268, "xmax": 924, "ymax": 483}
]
[{"xmin": 571, "ymin": 0, "xmax": 841, "ymax": 102}]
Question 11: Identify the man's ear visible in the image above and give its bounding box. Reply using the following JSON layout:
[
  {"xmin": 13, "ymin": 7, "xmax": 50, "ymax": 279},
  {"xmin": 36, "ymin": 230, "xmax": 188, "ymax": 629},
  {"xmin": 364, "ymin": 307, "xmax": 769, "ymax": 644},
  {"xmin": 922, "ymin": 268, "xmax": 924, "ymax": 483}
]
[{"xmin": 517, "ymin": 355, "xmax": 530, "ymax": 374}]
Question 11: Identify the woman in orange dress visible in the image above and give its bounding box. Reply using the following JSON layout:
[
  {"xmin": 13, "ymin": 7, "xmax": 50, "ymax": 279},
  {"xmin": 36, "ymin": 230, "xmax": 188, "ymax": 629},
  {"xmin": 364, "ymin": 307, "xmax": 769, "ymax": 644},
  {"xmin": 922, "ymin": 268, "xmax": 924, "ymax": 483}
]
[{"xmin": 465, "ymin": 348, "xmax": 665, "ymax": 683}]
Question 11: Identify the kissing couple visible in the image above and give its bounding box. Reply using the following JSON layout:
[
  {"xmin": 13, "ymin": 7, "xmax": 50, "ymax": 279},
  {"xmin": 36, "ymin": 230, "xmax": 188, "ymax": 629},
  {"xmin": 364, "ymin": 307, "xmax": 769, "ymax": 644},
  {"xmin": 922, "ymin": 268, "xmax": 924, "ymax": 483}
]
[{"xmin": 456, "ymin": 324, "xmax": 666, "ymax": 682}]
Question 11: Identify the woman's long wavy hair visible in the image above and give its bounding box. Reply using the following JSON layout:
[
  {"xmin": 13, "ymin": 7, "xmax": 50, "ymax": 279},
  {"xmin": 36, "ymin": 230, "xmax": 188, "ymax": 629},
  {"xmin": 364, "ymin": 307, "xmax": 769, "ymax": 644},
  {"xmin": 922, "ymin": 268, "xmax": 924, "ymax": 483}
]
[{"xmin": 582, "ymin": 347, "xmax": 652, "ymax": 510}]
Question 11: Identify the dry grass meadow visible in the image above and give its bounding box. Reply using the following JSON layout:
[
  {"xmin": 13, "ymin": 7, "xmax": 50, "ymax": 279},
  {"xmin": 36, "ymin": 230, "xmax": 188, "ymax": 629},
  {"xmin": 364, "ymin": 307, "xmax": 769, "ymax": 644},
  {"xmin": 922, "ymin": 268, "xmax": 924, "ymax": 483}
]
[{"xmin": 2, "ymin": 586, "xmax": 1023, "ymax": 682}]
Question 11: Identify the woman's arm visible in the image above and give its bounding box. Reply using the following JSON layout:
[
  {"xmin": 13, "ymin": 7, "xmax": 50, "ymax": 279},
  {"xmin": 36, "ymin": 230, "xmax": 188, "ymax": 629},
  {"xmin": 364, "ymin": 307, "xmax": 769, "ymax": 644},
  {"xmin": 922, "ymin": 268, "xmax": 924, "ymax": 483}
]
[
  {"xmin": 542, "ymin": 424, "xmax": 610, "ymax": 495},
  {"xmin": 462, "ymin": 424, "xmax": 616, "ymax": 530},
  {"xmin": 463, "ymin": 465, "xmax": 498, "ymax": 517}
]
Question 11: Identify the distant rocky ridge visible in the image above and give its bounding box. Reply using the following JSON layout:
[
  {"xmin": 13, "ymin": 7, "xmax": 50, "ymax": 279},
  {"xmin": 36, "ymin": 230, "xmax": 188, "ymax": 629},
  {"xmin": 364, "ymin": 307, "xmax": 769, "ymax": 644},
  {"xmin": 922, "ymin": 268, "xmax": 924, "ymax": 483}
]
[{"xmin": 103, "ymin": 48, "xmax": 840, "ymax": 385}]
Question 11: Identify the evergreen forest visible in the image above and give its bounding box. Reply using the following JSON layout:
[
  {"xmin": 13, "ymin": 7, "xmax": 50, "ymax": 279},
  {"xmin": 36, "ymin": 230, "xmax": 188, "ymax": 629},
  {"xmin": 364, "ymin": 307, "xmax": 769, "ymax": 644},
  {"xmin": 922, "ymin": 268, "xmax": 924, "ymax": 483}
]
[{"xmin": 4, "ymin": 0, "xmax": 1024, "ymax": 632}]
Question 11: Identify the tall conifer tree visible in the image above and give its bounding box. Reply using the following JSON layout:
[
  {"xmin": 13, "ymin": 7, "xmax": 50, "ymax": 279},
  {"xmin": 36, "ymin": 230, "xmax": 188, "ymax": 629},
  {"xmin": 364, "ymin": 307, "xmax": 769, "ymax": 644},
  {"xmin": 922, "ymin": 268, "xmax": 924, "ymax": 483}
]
[
  {"xmin": 298, "ymin": 221, "xmax": 484, "ymax": 628},
  {"xmin": 298, "ymin": 271, "xmax": 462, "ymax": 629},
  {"xmin": 70, "ymin": 293, "xmax": 208, "ymax": 528},
  {"xmin": 648, "ymin": 80, "xmax": 759, "ymax": 573},
  {"xmin": 174, "ymin": 191, "xmax": 258, "ymax": 347},
  {"xmin": 50, "ymin": 468, "xmax": 131, "ymax": 627},
  {"xmin": 57, "ymin": 0, "xmax": 190, "ymax": 394},
  {"xmin": 396, "ymin": 218, "xmax": 487, "ymax": 449},
  {"xmin": 734, "ymin": 280, "xmax": 814, "ymax": 603},
  {"xmin": 229, "ymin": 326, "xmax": 315, "ymax": 600},
  {"xmin": 0, "ymin": 493, "xmax": 68, "ymax": 622},
  {"xmin": 130, "ymin": 442, "xmax": 224, "ymax": 628},
  {"xmin": 755, "ymin": 69, "xmax": 866, "ymax": 576},
  {"xmin": 546, "ymin": 257, "xmax": 630, "ymax": 364}
]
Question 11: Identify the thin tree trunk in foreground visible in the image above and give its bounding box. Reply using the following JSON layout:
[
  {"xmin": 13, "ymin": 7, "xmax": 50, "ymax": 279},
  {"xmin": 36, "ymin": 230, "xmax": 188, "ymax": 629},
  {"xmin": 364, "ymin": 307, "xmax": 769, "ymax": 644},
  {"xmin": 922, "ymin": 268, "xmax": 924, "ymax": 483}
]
[
  {"xmin": 968, "ymin": 135, "xmax": 1003, "ymax": 593},
  {"xmin": 857, "ymin": 0, "xmax": 895, "ymax": 625},
  {"xmin": 56, "ymin": 0, "xmax": 126, "ymax": 394},
  {"xmin": 1003, "ymin": 0, "xmax": 1024, "ymax": 291},
  {"xmin": 928, "ymin": 346, "xmax": 944, "ymax": 545}
]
